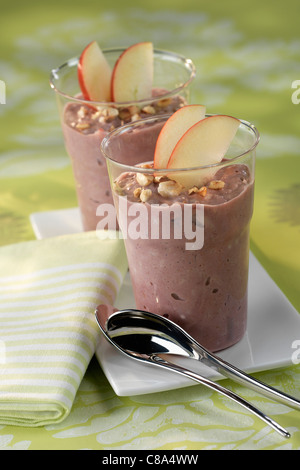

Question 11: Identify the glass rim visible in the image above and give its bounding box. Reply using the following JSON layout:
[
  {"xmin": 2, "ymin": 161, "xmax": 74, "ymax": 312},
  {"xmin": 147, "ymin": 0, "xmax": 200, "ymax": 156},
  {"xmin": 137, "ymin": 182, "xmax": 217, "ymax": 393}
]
[
  {"xmin": 49, "ymin": 47, "xmax": 196, "ymax": 107},
  {"xmin": 101, "ymin": 113, "xmax": 260, "ymax": 174}
]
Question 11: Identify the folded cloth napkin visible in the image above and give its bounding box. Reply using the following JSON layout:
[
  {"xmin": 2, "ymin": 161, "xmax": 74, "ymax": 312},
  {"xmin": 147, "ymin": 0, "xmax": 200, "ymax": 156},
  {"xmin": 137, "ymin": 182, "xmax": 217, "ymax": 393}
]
[{"xmin": 0, "ymin": 231, "xmax": 128, "ymax": 427}]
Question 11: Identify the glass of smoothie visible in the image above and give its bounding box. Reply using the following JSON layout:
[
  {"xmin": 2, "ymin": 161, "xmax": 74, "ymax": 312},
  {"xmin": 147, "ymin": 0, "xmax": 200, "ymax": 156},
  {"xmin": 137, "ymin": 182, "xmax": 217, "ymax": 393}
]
[
  {"xmin": 101, "ymin": 109, "xmax": 259, "ymax": 352},
  {"xmin": 50, "ymin": 42, "xmax": 195, "ymax": 231}
]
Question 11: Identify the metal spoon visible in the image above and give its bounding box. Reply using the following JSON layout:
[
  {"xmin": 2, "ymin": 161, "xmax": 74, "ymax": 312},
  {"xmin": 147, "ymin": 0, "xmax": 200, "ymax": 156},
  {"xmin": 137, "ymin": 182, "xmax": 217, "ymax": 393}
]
[{"xmin": 95, "ymin": 305, "xmax": 299, "ymax": 438}]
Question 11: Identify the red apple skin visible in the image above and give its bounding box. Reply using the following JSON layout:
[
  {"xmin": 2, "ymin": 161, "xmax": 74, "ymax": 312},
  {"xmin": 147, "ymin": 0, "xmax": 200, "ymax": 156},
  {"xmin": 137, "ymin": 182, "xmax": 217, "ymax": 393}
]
[
  {"xmin": 77, "ymin": 40, "xmax": 112, "ymax": 102},
  {"xmin": 165, "ymin": 114, "xmax": 240, "ymax": 188},
  {"xmin": 153, "ymin": 104, "xmax": 206, "ymax": 169},
  {"xmin": 77, "ymin": 41, "xmax": 94, "ymax": 101},
  {"xmin": 167, "ymin": 115, "xmax": 240, "ymax": 168},
  {"xmin": 110, "ymin": 42, "xmax": 153, "ymax": 102}
]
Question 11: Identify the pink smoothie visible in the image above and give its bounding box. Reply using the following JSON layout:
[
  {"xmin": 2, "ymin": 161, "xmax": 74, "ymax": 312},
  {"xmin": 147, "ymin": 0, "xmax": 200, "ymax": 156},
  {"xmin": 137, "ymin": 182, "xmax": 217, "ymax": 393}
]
[
  {"xmin": 62, "ymin": 90, "xmax": 186, "ymax": 231},
  {"xmin": 113, "ymin": 164, "xmax": 254, "ymax": 352}
]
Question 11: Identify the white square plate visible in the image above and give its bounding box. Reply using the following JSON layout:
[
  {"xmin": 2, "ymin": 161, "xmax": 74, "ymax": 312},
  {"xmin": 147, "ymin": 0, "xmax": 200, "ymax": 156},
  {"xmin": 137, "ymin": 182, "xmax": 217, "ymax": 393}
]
[{"xmin": 30, "ymin": 208, "xmax": 300, "ymax": 396}]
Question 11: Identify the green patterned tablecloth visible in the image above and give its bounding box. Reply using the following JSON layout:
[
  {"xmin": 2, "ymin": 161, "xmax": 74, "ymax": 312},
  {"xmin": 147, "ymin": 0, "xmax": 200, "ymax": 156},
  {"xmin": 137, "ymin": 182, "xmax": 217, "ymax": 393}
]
[{"xmin": 0, "ymin": 0, "xmax": 299, "ymax": 450}]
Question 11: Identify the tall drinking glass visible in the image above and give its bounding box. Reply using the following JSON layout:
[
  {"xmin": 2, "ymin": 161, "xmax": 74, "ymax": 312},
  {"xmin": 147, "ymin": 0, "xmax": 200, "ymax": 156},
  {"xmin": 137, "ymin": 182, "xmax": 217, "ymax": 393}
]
[
  {"xmin": 101, "ymin": 114, "xmax": 259, "ymax": 352},
  {"xmin": 50, "ymin": 48, "xmax": 195, "ymax": 231}
]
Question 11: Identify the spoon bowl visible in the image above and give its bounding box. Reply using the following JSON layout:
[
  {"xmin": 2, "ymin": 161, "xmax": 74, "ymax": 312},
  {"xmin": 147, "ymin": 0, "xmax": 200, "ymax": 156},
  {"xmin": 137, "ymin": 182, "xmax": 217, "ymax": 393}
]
[
  {"xmin": 95, "ymin": 305, "xmax": 300, "ymax": 438},
  {"xmin": 100, "ymin": 307, "xmax": 196, "ymax": 359}
]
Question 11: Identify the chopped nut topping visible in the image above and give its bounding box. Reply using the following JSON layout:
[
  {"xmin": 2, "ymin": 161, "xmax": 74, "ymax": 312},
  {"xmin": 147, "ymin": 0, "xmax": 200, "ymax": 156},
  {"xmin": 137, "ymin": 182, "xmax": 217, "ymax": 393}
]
[
  {"xmin": 198, "ymin": 186, "xmax": 207, "ymax": 197},
  {"xmin": 119, "ymin": 108, "xmax": 131, "ymax": 121},
  {"xmin": 208, "ymin": 180, "xmax": 225, "ymax": 190},
  {"xmin": 188, "ymin": 186, "xmax": 200, "ymax": 195},
  {"xmin": 157, "ymin": 180, "xmax": 183, "ymax": 198},
  {"xmin": 140, "ymin": 189, "xmax": 152, "ymax": 202},
  {"xmin": 136, "ymin": 173, "xmax": 154, "ymax": 186},
  {"xmin": 75, "ymin": 122, "xmax": 90, "ymax": 130},
  {"xmin": 154, "ymin": 175, "xmax": 166, "ymax": 183},
  {"xmin": 93, "ymin": 106, "xmax": 119, "ymax": 122},
  {"xmin": 128, "ymin": 105, "xmax": 140, "ymax": 115},
  {"xmin": 78, "ymin": 106, "xmax": 88, "ymax": 119},
  {"xmin": 101, "ymin": 108, "xmax": 109, "ymax": 117},
  {"xmin": 188, "ymin": 186, "xmax": 207, "ymax": 197},
  {"xmin": 157, "ymin": 98, "xmax": 172, "ymax": 107},
  {"xmin": 104, "ymin": 106, "xmax": 119, "ymax": 120},
  {"xmin": 131, "ymin": 113, "xmax": 141, "ymax": 122},
  {"xmin": 94, "ymin": 106, "xmax": 106, "ymax": 115},
  {"xmin": 92, "ymin": 111, "xmax": 101, "ymax": 120},
  {"xmin": 142, "ymin": 105, "xmax": 156, "ymax": 114},
  {"xmin": 133, "ymin": 187, "xmax": 142, "ymax": 198}
]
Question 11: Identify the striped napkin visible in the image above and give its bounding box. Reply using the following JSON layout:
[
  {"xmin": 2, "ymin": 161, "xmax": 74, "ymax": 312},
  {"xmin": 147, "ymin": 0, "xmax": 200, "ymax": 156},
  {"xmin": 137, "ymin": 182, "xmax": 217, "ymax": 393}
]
[{"xmin": 0, "ymin": 231, "xmax": 128, "ymax": 427}]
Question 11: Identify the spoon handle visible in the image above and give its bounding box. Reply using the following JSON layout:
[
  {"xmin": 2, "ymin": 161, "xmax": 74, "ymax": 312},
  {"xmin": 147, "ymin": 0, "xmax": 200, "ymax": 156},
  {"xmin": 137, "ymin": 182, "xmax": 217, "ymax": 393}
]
[
  {"xmin": 198, "ymin": 348, "xmax": 300, "ymax": 411},
  {"xmin": 151, "ymin": 355, "xmax": 290, "ymax": 439}
]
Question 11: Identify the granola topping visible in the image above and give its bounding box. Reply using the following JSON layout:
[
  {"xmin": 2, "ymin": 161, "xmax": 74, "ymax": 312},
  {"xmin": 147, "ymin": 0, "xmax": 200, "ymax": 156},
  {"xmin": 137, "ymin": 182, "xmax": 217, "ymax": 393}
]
[
  {"xmin": 198, "ymin": 186, "xmax": 207, "ymax": 197},
  {"xmin": 64, "ymin": 88, "xmax": 187, "ymax": 134},
  {"xmin": 131, "ymin": 113, "xmax": 141, "ymax": 122},
  {"xmin": 154, "ymin": 175, "xmax": 168, "ymax": 183},
  {"xmin": 113, "ymin": 163, "xmax": 250, "ymax": 206},
  {"xmin": 140, "ymin": 189, "xmax": 152, "ymax": 202},
  {"xmin": 156, "ymin": 98, "xmax": 172, "ymax": 107},
  {"xmin": 78, "ymin": 106, "xmax": 88, "ymax": 119},
  {"xmin": 133, "ymin": 187, "xmax": 142, "ymax": 198},
  {"xmin": 188, "ymin": 186, "xmax": 207, "ymax": 197},
  {"xmin": 157, "ymin": 180, "xmax": 183, "ymax": 198},
  {"xmin": 118, "ymin": 108, "xmax": 132, "ymax": 121},
  {"xmin": 208, "ymin": 180, "xmax": 225, "ymax": 190},
  {"xmin": 136, "ymin": 173, "xmax": 154, "ymax": 187},
  {"xmin": 188, "ymin": 186, "xmax": 200, "ymax": 195},
  {"xmin": 142, "ymin": 105, "xmax": 156, "ymax": 114},
  {"xmin": 75, "ymin": 122, "xmax": 90, "ymax": 130}
]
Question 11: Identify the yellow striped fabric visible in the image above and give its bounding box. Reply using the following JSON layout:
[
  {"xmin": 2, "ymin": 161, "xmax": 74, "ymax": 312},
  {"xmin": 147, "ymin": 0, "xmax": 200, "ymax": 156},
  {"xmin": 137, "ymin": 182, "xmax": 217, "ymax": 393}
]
[{"xmin": 0, "ymin": 231, "xmax": 128, "ymax": 427}]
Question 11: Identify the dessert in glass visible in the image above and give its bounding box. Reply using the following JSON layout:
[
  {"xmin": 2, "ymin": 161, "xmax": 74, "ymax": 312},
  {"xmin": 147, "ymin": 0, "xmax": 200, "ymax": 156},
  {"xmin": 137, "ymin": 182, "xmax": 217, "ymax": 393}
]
[
  {"xmin": 50, "ymin": 41, "xmax": 195, "ymax": 231},
  {"xmin": 101, "ymin": 106, "xmax": 259, "ymax": 351}
]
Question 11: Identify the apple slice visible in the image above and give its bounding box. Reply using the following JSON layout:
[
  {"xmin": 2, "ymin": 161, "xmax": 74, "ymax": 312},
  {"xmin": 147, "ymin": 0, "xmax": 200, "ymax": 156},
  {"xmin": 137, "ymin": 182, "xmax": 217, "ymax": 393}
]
[
  {"xmin": 111, "ymin": 42, "xmax": 153, "ymax": 102},
  {"xmin": 167, "ymin": 115, "xmax": 240, "ymax": 188},
  {"xmin": 153, "ymin": 105, "xmax": 206, "ymax": 169},
  {"xmin": 78, "ymin": 41, "xmax": 112, "ymax": 102}
]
